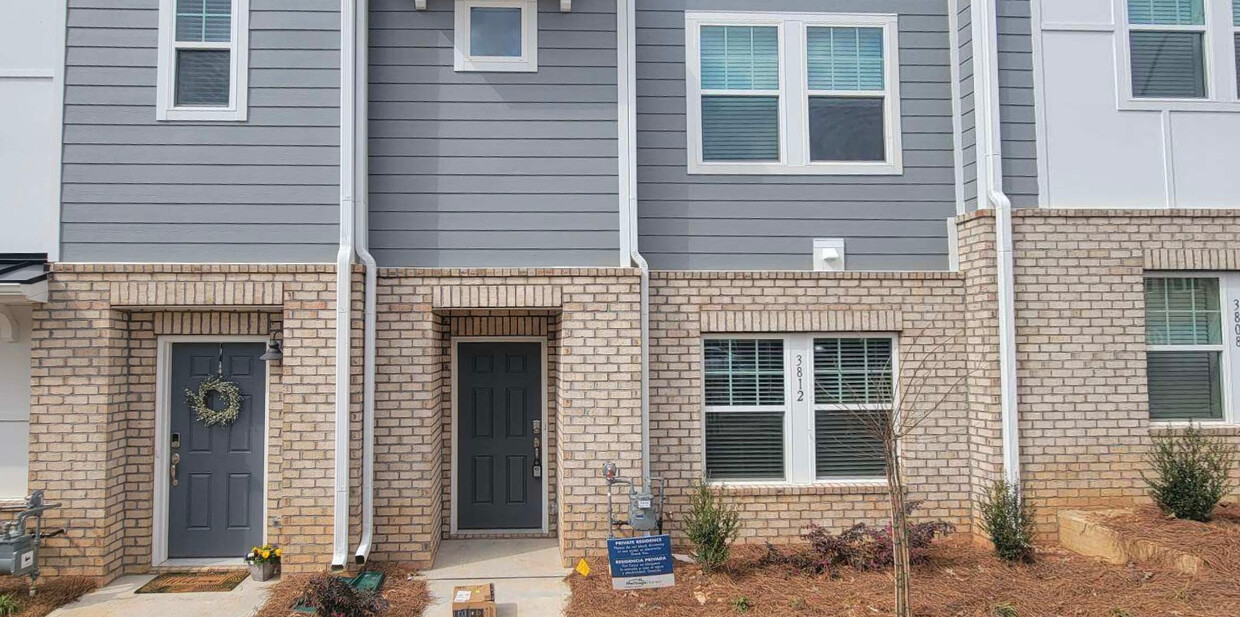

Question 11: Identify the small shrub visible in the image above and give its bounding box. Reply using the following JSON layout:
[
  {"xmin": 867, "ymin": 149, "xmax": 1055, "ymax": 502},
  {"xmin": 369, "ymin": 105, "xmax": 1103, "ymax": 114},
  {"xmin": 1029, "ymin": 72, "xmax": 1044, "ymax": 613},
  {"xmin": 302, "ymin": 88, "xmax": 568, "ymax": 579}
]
[
  {"xmin": 302, "ymin": 574, "xmax": 389, "ymax": 617},
  {"xmin": 730, "ymin": 596, "xmax": 751, "ymax": 613},
  {"xmin": 992, "ymin": 603, "xmax": 1019, "ymax": 617},
  {"xmin": 0, "ymin": 594, "xmax": 21, "ymax": 617},
  {"xmin": 799, "ymin": 502, "xmax": 954, "ymax": 575},
  {"xmin": 1143, "ymin": 425, "xmax": 1237, "ymax": 522},
  {"xmin": 683, "ymin": 480, "xmax": 741, "ymax": 573},
  {"xmin": 980, "ymin": 478, "xmax": 1037, "ymax": 563}
]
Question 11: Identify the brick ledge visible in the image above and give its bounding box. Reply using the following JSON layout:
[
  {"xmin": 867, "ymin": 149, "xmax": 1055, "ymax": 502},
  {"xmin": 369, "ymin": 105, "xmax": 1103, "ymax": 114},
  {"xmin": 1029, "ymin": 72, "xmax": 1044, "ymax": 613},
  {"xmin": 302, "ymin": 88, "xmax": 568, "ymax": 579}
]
[{"xmin": 715, "ymin": 482, "xmax": 889, "ymax": 497}]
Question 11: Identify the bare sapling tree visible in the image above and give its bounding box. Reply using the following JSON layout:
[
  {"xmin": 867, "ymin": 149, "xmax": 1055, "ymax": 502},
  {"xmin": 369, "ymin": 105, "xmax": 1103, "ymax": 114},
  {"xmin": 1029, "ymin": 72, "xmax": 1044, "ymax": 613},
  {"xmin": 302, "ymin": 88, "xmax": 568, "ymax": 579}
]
[{"xmin": 830, "ymin": 336, "xmax": 970, "ymax": 617}]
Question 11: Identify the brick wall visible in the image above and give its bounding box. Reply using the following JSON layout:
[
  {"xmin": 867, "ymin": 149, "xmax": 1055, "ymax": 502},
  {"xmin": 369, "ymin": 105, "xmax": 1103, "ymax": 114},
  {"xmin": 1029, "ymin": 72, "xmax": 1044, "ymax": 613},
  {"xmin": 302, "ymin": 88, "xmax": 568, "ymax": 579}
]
[
  {"xmin": 28, "ymin": 265, "xmax": 349, "ymax": 580},
  {"xmin": 371, "ymin": 269, "xmax": 642, "ymax": 566},
  {"xmin": 648, "ymin": 271, "xmax": 978, "ymax": 544},
  {"xmin": 1000, "ymin": 209, "xmax": 1240, "ymax": 537}
]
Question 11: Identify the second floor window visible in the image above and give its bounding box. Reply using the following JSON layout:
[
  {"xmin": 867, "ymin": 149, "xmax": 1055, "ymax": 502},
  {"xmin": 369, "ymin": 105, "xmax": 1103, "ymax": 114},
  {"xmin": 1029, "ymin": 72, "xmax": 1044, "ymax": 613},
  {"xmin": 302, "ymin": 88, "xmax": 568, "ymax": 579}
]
[
  {"xmin": 685, "ymin": 12, "xmax": 904, "ymax": 176},
  {"xmin": 157, "ymin": 0, "xmax": 249, "ymax": 121},
  {"xmin": 455, "ymin": 0, "xmax": 539, "ymax": 73},
  {"xmin": 1120, "ymin": 0, "xmax": 1240, "ymax": 105},
  {"xmin": 1127, "ymin": 0, "xmax": 1207, "ymax": 98}
]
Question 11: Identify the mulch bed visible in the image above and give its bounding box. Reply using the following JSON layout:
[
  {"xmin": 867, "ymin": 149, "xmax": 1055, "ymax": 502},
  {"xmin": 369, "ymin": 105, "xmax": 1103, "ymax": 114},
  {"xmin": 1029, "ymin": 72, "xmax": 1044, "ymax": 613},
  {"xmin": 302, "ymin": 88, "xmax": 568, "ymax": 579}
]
[
  {"xmin": 1101, "ymin": 503, "xmax": 1240, "ymax": 576},
  {"xmin": 254, "ymin": 563, "xmax": 430, "ymax": 617},
  {"xmin": 0, "ymin": 576, "xmax": 96, "ymax": 617},
  {"xmin": 566, "ymin": 540, "xmax": 1240, "ymax": 616}
]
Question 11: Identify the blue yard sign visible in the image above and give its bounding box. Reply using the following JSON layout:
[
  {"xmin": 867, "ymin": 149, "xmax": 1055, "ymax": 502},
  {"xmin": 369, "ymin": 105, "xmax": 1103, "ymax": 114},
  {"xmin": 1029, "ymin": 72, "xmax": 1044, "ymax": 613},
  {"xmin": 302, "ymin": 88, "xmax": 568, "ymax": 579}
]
[{"xmin": 607, "ymin": 534, "xmax": 675, "ymax": 590}]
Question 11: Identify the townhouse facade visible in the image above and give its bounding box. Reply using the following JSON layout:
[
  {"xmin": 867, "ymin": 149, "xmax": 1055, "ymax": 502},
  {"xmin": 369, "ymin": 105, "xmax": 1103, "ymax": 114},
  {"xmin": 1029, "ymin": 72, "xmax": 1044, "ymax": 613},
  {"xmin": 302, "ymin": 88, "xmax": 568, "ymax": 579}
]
[{"xmin": 3, "ymin": 0, "xmax": 1240, "ymax": 582}]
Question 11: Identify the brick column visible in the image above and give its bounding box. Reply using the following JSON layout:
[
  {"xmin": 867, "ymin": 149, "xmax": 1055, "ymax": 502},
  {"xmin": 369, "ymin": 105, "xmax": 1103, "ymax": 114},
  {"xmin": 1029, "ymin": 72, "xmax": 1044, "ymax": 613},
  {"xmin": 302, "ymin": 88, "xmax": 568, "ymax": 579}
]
[{"xmin": 28, "ymin": 280, "xmax": 129, "ymax": 579}]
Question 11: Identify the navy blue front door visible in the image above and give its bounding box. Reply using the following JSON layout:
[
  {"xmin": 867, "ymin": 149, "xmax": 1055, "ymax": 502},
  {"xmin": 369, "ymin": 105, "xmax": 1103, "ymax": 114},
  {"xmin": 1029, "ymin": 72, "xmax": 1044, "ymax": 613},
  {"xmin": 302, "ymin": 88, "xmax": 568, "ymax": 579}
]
[
  {"xmin": 457, "ymin": 342, "xmax": 543, "ymax": 531},
  {"xmin": 168, "ymin": 342, "xmax": 266, "ymax": 558}
]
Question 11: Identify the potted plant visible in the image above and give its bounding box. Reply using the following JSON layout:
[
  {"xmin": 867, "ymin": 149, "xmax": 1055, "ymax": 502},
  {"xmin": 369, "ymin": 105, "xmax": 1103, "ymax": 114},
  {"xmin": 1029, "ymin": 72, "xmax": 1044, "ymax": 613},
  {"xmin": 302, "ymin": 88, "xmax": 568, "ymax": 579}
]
[{"xmin": 245, "ymin": 544, "xmax": 281, "ymax": 582}]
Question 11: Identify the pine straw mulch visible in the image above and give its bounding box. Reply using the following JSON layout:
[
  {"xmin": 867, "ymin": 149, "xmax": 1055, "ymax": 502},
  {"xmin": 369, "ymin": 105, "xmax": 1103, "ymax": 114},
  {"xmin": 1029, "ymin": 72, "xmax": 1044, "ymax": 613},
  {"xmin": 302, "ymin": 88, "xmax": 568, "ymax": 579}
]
[
  {"xmin": 1101, "ymin": 503, "xmax": 1240, "ymax": 577},
  {"xmin": 0, "ymin": 575, "xmax": 96, "ymax": 617},
  {"xmin": 566, "ymin": 540, "xmax": 1240, "ymax": 617},
  {"xmin": 254, "ymin": 563, "xmax": 430, "ymax": 617}
]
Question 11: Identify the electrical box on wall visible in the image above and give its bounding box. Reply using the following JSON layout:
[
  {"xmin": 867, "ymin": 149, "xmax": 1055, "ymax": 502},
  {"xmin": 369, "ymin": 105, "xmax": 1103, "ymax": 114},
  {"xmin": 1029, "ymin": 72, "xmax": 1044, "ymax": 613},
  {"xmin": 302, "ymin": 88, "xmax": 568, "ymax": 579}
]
[{"xmin": 813, "ymin": 238, "xmax": 846, "ymax": 272}]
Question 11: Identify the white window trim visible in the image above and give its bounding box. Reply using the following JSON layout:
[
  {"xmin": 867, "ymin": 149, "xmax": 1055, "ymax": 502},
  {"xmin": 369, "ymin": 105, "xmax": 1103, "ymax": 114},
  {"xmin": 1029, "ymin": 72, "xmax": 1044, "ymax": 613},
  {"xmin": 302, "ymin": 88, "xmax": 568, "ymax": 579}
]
[
  {"xmin": 1113, "ymin": 0, "xmax": 1240, "ymax": 111},
  {"xmin": 702, "ymin": 333, "xmax": 898, "ymax": 487},
  {"xmin": 156, "ymin": 0, "xmax": 249, "ymax": 122},
  {"xmin": 454, "ymin": 0, "xmax": 538, "ymax": 73},
  {"xmin": 685, "ymin": 11, "xmax": 903, "ymax": 176},
  {"xmin": 1146, "ymin": 272, "xmax": 1240, "ymax": 425}
]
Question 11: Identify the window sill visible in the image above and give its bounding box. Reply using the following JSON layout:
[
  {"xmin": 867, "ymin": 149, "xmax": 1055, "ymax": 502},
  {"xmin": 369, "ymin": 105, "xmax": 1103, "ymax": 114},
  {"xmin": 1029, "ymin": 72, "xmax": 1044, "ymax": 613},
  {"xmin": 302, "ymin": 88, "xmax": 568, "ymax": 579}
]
[
  {"xmin": 1118, "ymin": 98, "xmax": 1240, "ymax": 113},
  {"xmin": 687, "ymin": 161, "xmax": 903, "ymax": 176},
  {"xmin": 712, "ymin": 480, "xmax": 888, "ymax": 497},
  {"xmin": 157, "ymin": 107, "xmax": 248, "ymax": 122},
  {"xmin": 1149, "ymin": 422, "xmax": 1240, "ymax": 437}
]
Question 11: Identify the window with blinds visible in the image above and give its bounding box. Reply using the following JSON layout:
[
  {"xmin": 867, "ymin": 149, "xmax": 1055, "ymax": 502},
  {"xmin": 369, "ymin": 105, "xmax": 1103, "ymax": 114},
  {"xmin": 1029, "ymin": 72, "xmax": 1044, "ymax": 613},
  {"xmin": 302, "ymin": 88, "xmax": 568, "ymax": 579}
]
[
  {"xmin": 1145, "ymin": 277, "xmax": 1224, "ymax": 420},
  {"xmin": 703, "ymin": 339, "xmax": 786, "ymax": 481},
  {"xmin": 806, "ymin": 27, "xmax": 887, "ymax": 162},
  {"xmin": 158, "ymin": 0, "xmax": 247, "ymax": 120},
  {"xmin": 1234, "ymin": 1, "xmax": 1240, "ymax": 96},
  {"xmin": 686, "ymin": 13, "xmax": 902, "ymax": 175},
  {"xmin": 174, "ymin": 0, "xmax": 233, "ymax": 107},
  {"xmin": 813, "ymin": 338, "xmax": 892, "ymax": 479},
  {"xmin": 1127, "ymin": 0, "xmax": 1207, "ymax": 98},
  {"xmin": 699, "ymin": 26, "xmax": 781, "ymax": 162}
]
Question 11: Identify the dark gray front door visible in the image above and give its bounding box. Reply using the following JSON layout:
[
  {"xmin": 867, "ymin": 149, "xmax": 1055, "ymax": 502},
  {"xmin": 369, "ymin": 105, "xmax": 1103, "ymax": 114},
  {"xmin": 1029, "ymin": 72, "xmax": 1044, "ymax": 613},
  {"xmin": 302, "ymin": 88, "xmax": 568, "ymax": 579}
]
[
  {"xmin": 168, "ymin": 342, "xmax": 266, "ymax": 558},
  {"xmin": 457, "ymin": 342, "xmax": 543, "ymax": 531}
]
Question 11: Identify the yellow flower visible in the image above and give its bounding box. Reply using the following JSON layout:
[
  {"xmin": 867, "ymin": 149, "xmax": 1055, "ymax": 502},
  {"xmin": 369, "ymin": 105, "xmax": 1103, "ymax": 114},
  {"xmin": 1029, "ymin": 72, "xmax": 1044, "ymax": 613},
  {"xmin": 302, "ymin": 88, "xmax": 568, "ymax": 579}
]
[
  {"xmin": 261, "ymin": 550, "xmax": 271, "ymax": 559},
  {"xmin": 274, "ymin": 548, "xmax": 282, "ymax": 558}
]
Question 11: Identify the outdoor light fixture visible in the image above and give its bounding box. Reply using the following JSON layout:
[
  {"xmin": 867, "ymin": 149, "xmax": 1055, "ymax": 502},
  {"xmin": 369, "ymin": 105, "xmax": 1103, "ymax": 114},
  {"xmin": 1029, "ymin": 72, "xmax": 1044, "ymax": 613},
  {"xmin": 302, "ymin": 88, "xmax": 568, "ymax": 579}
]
[
  {"xmin": 260, "ymin": 313, "xmax": 283, "ymax": 362},
  {"xmin": 260, "ymin": 338, "xmax": 283, "ymax": 362}
]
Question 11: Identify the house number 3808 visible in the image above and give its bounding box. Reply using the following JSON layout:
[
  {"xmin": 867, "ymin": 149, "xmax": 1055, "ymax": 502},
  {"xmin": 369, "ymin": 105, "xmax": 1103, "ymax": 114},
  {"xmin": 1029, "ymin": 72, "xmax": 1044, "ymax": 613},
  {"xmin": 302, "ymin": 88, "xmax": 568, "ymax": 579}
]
[{"xmin": 795, "ymin": 354, "xmax": 805, "ymax": 402}]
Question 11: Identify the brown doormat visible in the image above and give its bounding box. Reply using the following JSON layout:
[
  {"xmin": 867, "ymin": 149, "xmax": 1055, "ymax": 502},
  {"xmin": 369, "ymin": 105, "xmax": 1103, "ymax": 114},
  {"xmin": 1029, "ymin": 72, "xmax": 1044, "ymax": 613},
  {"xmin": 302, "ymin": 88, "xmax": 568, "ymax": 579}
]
[{"xmin": 135, "ymin": 571, "xmax": 248, "ymax": 594}]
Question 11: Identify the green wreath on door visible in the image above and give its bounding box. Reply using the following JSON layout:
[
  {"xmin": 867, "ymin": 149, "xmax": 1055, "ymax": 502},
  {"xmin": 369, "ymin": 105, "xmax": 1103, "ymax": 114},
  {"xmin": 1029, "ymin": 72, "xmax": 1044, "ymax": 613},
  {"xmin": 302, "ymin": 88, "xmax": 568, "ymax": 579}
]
[{"xmin": 185, "ymin": 374, "xmax": 244, "ymax": 427}]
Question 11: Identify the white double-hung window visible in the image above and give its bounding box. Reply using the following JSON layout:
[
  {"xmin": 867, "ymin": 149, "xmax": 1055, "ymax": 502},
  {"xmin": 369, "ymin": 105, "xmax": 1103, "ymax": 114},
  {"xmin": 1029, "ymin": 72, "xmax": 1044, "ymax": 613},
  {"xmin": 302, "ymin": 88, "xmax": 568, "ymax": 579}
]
[
  {"xmin": 1117, "ymin": 0, "xmax": 1240, "ymax": 107},
  {"xmin": 156, "ymin": 0, "xmax": 249, "ymax": 121},
  {"xmin": 703, "ymin": 335, "xmax": 895, "ymax": 484},
  {"xmin": 685, "ymin": 12, "xmax": 903, "ymax": 175},
  {"xmin": 1144, "ymin": 274, "xmax": 1240, "ymax": 423}
]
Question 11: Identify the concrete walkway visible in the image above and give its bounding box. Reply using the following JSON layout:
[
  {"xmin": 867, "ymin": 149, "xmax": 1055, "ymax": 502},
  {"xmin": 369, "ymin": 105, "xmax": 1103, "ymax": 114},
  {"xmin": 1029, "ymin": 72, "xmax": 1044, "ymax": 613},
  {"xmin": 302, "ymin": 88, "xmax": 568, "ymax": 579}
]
[
  {"xmin": 424, "ymin": 539, "xmax": 570, "ymax": 617},
  {"xmin": 47, "ymin": 573, "xmax": 276, "ymax": 617}
]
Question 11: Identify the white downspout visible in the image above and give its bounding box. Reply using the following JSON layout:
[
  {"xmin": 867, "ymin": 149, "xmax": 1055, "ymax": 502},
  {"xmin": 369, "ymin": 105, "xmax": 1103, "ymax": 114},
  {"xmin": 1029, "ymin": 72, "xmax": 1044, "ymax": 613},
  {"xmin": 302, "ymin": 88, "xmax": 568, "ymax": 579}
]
[
  {"xmin": 333, "ymin": 0, "xmax": 358, "ymax": 570},
  {"xmin": 354, "ymin": 0, "xmax": 378, "ymax": 566},
  {"xmin": 973, "ymin": 0, "xmax": 1021, "ymax": 485},
  {"xmin": 617, "ymin": 0, "xmax": 649, "ymax": 483}
]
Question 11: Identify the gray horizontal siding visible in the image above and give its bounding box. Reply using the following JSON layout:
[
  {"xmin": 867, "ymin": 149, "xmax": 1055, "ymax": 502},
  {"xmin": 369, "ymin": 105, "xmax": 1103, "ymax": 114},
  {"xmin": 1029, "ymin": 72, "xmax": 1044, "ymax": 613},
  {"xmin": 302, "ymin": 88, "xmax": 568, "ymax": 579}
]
[
  {"xmin": 368, "ymin": 0, "xmax": 619, "ymax": 268},
  {"xmin": 959, "ymin": 0, "xmax": 977, "ymax": 209},
  {"xmin": 635, "ymin": 0, "xmax": 958, "ymax": 271},
  {"xmin": 61, "ymin": 0, "xmax": 340, "ymax": 263},
  {"xmin": 998, "ymin": 0, "xmax": 1037, "ymax": 208}
]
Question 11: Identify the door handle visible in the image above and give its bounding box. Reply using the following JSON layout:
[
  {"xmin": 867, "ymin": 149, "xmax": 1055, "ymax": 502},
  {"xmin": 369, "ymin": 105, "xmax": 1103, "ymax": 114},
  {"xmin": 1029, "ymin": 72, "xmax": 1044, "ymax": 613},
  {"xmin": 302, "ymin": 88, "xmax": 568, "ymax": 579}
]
[{"xmin": 170, "ymin": 453, "xmax": 180, "ymax": 487}]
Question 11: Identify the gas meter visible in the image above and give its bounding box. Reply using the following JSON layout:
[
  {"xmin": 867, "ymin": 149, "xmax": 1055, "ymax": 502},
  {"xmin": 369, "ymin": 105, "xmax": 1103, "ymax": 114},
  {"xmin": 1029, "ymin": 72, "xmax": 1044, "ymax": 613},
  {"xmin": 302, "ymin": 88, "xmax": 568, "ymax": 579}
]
[
  {"xmin": 1, "ymin": 491, "xmax": 62, "ymax": 595},
  {"xmin": 601, "ymin": 463, "xmax": 665, "ymax": 536}
]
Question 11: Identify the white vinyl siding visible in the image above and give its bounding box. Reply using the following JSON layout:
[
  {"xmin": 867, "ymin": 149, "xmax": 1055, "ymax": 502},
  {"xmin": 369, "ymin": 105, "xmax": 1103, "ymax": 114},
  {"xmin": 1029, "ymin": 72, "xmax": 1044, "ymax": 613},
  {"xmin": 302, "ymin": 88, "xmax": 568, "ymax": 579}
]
[
  {"xmin": 156, "ymin": 0, "xmax": 249, "ymax": 121},
  {"xmin": 685, "ymin": 12, "xmax": 903, "ymax": 176},
  {"xmin": 454, "ymin": 0, "xmax": 539, "ymax": 73},
  {"xmin": 1144, "ymin": 274, "xmax": 1240, "ymax": 423},
  {"xmin": 703, "ymin": 334, "xmax": 895, "ymax": 485}
]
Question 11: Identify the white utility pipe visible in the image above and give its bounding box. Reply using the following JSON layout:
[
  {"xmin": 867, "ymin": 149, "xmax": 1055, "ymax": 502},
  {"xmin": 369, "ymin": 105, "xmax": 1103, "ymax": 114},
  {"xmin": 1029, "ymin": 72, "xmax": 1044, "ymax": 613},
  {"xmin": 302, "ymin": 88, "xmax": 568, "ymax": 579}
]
[
  {"xmin": 972, "ymin": 0, "xmax": 1021, "ymax": 485},
  {"xmin": 332, "ymin": 0, "xmax": 358, "ymax": 570},
  {"xmin": 354, "ymin": 0, "xmax": 378, "ymax": 566},
  {"xmin": 616, "ymin": 0, "xmax": 649, "ymax": 483}
]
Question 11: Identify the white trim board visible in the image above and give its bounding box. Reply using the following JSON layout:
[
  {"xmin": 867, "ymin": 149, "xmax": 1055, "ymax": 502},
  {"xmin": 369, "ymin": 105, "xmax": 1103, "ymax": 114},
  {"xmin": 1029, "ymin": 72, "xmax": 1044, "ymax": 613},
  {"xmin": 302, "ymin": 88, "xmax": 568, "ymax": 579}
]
[
  {"xmin": 152, "ymin": 335, "xmax": 271, "ymax": 567},
  {"xmin": 449, "ymin": 336, "xmax": 551, "ymax": 536}
]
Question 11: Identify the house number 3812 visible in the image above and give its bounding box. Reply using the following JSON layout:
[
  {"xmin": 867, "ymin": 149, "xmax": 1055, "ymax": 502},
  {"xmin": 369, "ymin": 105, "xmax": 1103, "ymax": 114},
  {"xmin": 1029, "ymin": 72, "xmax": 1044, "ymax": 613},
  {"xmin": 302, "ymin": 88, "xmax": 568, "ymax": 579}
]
[
  {"xmin": 1233, "ymin": 299, "xmax": 1240, "ymax": 348},
  {"xmin": 795, "ymin": 354, "xmax": 805, "ymax": 402}
]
